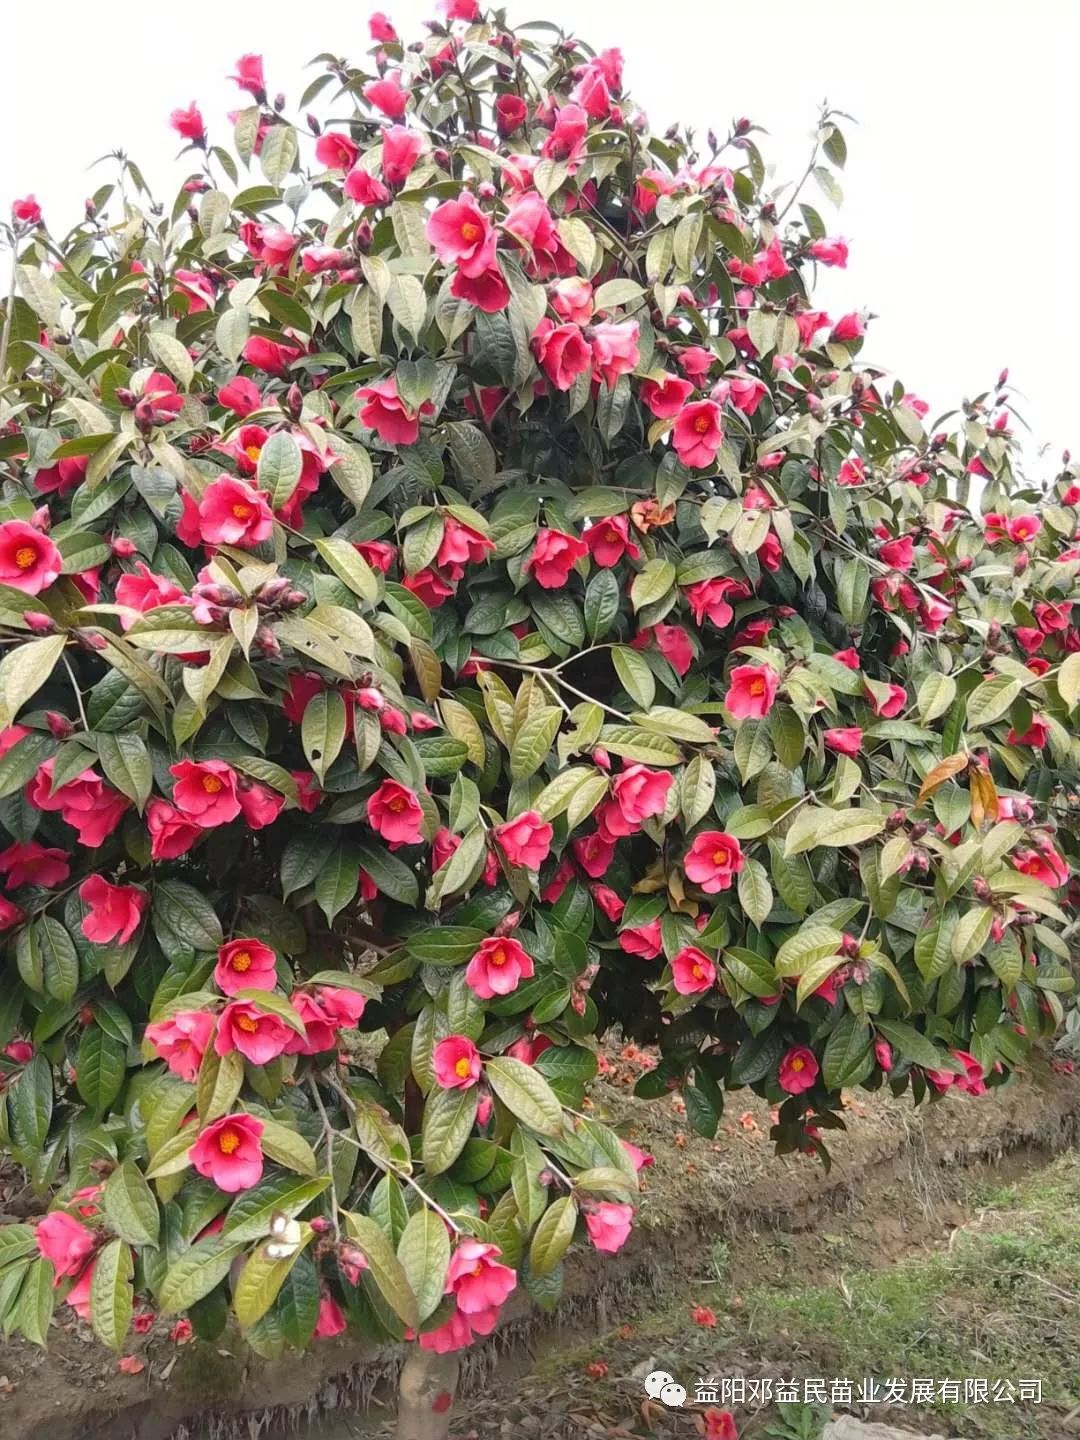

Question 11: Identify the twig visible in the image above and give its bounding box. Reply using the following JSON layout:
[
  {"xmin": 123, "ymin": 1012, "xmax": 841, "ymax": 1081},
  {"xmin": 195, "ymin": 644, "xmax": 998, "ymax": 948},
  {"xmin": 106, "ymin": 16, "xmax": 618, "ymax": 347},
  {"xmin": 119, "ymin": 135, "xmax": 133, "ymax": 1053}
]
[
  {"xmin": 62, "ymin": 654, "xmax": 89, "ymax": 732},
  {"xmin": 306, "ymin": 1074, "xmax": 341, "ymax": 1240}
]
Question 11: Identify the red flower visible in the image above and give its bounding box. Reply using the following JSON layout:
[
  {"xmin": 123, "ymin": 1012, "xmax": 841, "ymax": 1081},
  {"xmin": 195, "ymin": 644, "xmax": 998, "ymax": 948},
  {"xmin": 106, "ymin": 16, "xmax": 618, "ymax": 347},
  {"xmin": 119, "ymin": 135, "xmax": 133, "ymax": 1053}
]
[
  {"xmin": 618, "ymin": 919, "xmax": 662, "ymax": 959},
  {"xmin": 78, "ymin": 876, "xmax": 147, "ymax": 945},
  {"xmin": 215, "ymin": 1000, "xmax": 292, "ymax": 1064},
  {"xmin": 673, "ymin": 400, "xmax": 724, "ymax": 469},
  {"xmin": 778, "ymin": 1045, "xmax": 819, "ymax": 1094},
  {"xmin": 380, "ymin": 126, "xmax": 425, "ymax": 187},
  {"xmin": 241, "ymin": 336, "xmax": 301, "ymax": 377},
  {"xmin": 427, "ymin": 194, "xmax": 497, "ymax": 278},
  {"xmin": 0, "ymin": 521, "xmax": 61, "ymax": 596},
  {"xmin": 367, "ymin": 779, "xmax": 425, "ymax": 844},
  {"xmin": 611, "ymin": 764, "xmax": 673, "ymax": 825},
  {"xmin": 170, "ymin": 759, "xmax": 241, "ymax": 827},
  {"xmin": 683, "ymin": 831, "xmax": 744, "ymax": 893},
  {"xmin": 684, "ymin": 576, "xmax": 745, "ymax": 629},
  {"xmin": 494, "ymin": 94, "xmax": 528, "ymax": 136},
  {"xmin": 115, "ymin": 562, "xmax": 186, "ymax": 628},
  {"xmin": 364, "ymin": 74, "xmax": 409, "ymax": 118},
  {"xmin": 823, "ymin": 727, "xmax": 863, "ymax": 757},
  {"xmin": 725, "ymin": 663, "xmax": 779, "ymax": 719},
  {"xmin": 671, "ymin": 946, "xmax": 716, "ymax": 995},
  {"xmin": 465, "ymin": 937, "xmax": 534, "ymax": 999},
  {"xmin": 356, "ymin": 377, "xmax": 433, "ymax": 446},
  {"xmin": 532, "ymin": 319, "xmax": 592, "ymax": 391},
  {"xmin": 403, "ymin": 568, "xmax": 454, "ymax": 607},
  {"xmin": 640, "ymin": 373, "xmax": 694, "ymax": 418},
  {"xmin": 190, "ymin": 1113, "xmax": 265, "ymax": 1193},
  {"xmin": 436, "ymin": 515, "xmax": 494, "ymax": 577},
  {"xmin": 144, "ymin": 1010, "xmax": 215, "ymax": 1082},
  {"xmin": 494, "ymin": 811, "xmax": 553, "ymax": 870},
  {"xmin": 215, "ymin": 938, "xmax": 277, "ymax": 997},
  {"xmin": 12, "ymin": 196, "xmax": 43, "ymax": 225},
  {"xmin": 230, "ymin": 54, "xmax": 265, "ymax": 96},
  {"xmin": 433, "ymin": 1035, "xmax": 482, "ymax": 1090},
  {"xmin": 0, "ymin": 841, "xmax": 69, "ymax": 888},
  {"xmin": 525, "ymin": 528, "xmax": 588, "ymax": 588},
  {"xmin": 146, "ymin": 799, "xmax": 202, "ymax": 859},
  {"xmin": 35, "ymin": 1212, "xmax": 95, "ymax": 1278},
  {"xmin": 198, "ymin": 476, "xmax": 273, "ymax": 548},
  {"xmin": 315, "ymin": 131, "xmax": 359, "ymax": 171},
  {"xmin": 583, "ymin": 515, "xmax": 640, "ymax": 567},
  {"xmin": 170, "ymin": 103, "xmax": 206, "ymax": 143},
  {"xmin": 691, "ymin": 1304, "xmax": 717, "ymax": 1328}
]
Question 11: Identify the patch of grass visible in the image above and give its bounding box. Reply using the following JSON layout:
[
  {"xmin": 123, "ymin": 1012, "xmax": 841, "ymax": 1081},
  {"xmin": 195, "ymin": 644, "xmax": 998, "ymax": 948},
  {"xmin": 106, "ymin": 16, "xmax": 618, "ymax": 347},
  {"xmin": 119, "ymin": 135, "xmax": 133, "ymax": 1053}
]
[{"xmin": 738, "ymin": 1151, "xmax": 1080, "ymax": 1437}]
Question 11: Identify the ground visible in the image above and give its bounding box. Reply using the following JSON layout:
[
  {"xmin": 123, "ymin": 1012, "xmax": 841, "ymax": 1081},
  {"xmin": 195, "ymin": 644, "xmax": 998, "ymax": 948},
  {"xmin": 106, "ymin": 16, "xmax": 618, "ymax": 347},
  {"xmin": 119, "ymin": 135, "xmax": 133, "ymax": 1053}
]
[{"xmin": 2, "ymin": 1052, "xmax": 1079, "ymax": 1440}]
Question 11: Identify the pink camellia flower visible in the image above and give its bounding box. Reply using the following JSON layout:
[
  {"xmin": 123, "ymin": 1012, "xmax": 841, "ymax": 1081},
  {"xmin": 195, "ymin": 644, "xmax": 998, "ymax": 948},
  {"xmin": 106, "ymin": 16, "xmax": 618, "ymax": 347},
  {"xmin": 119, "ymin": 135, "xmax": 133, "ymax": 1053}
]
[
  {"xmin": 611, "ymin": 764, "xmax": 673, "ymax": 826},
  {"xmin": 355, "ymin": 539, "xmax": 397, "ymax": 573},
  {"xmin": 0, "ymin": 841, "xmax": 70, "ymax": 888},
  {"xmin": 684, "ymin": 576, "xmax": 745, "ymax": 629},
  {"xmin": 12, "ymin": 196, "xmax": 43, "ymax": 225},
  {"xmin": 683, "ymin": 831, "xmax": 744, "ymax": 893},
  {"xmin": 1007, "ymin": 716, "xmax": 1049, "ymax": 749},
  {"xmin": 525, "ymin": 529, "xmax": 589, "ymax": 588},
  {"xmin": 314, "ymin": 1294, "xmax": 348, "ymax": 1338},
  {"xmin": 380, "ymin": 125, "xmax": 425, "ymax": 187},
  {"xmin": 134, "ymin": 370, "xmax": 185, "ymax": 426},
  {"xmin": 640, "ymin": 373, "xmax": 694, "ymax": 419},
  {"xmin": 369, "ymin": 11, "xmax": 397, "ymax": 41},
  {"xmin": 808, "ymin": 237, "xmax": 848, "ymax": 267},
  {"xmin": 450, "ymin": 264, "xmax": 510, "ymax": 312},
  {"xmin": 592, "ymin": 884, "xmax": 624, "ymax": 922},
  {"xmin": 584, "ymin": 1202, "xmax": 633, "ymax": 1254},
  {"xmin": 950, "ymin": 1049, "xmax": 988, "ymax": 1096},
  {"xmin": 427, "ymin": 195, "xmax": 496, "ymax": 277},
  {"xmin": 618, "ymin": 919, "xmax": 663, "ymax": 959},
  {"xmin": 215, "ymin": 1001, "xmax": 292, "ymax": 1064},
  {"xmin": 315, "ymin": 131, "xmax": 359, "ymax": 171},
  {"xmin": 403, "ymin": 568, "xmax": 454, "ymax": 608},
  {"xmin": 725, "ymin": 663, "xmax": 779, "ymax": 719},
  {"xmin": 364, "ymin": 73, "xmax": 409, "ymax": 118},
  {"xmin": 727, "ymin": 371, "xmax": 769, "ymax": 415},
  {"xmin": 144, "ymin": 1010, "xmax": 215, "ymax": 1082},
  {"xmin": 823, "ymin": 727, "xmax": 863, "ymax": 757},
  {"xmin": 836, "ymin": 457, "xmax": 865, "ymax": 487},
  {"xmin": 0, "ymin": 896, "xmax": 23, "ymax": 931},
  {"xmin": 866, "ymin": 682, "xmax": 907, "ymax": 719},
  {"xmin": 446, "ymin": 1240, "xmax": 517, "ymax": 1314},
  {"xmin": 494, "ymin": 93, "xmax": 528, "ymax": 137},
  {"xmin": 572, "ymin": 829, "xmax": 616, "ymax": 878},
  {"xmin": 532, "ymin": 319, "xmax": 591, "ymax": 391},
  {"xmin": 34, "ymin": 455, "xmax": 88, "ymax": 498},
  {"xmin": 366, "ymin": 779, "xmax": 425, "ymax": 844},
  {"xmin": 830, "ymin": 311, "xmax": 865, "ymax": 343},
  {"xmin": 356, "ymin": 378, "xmax": 432, "ymax": 446},
  {"xmin": 541, "ymin": 103, "xmax": 589, "ymax": 165},
  {"xmin": 26, "ymin": 761, "xmax": 129, "ymax": 849},
  {"xmin": 622, "ymin": 1140, "xmax": 654, "ymax": 1172},
  {"xmin": 590, "ymin": 320, "xmax": 640, "ymax": 388},
  {"xmin": 114, "ymin": 562, "xmax": 186, "ymax": 628},
  {"xmin": 582, "ymin": 515, "xmax": 640, "ymax": 568},
  {"xmin": 284, "ymin": 992, "xmax": 338, "ymax": 1055},
  {"xmin": 78, "ymin": 876, "xmax": 147, "ymax": 945},
  {"xmin": 671, "ymin": 946, "xmax": 716, "ymax": 995},
  {"xmin": 242, "ymin": 336, "xmax": 301, "ymax": 376},
  {"xmin": 874, "ymin": 1038, "xmax": 893, "ymax": 1072},
  {"xmin": 215, "ymin": 937, "xmax": 277, "ymax": 996},
  {"xmin": 0, "ymin": 520, "xmax": 62, "ymax": 596},
  {"xmin": 550, "ymin": 277, "xmax": 593, "ymax": 325},
  {"xmin": 170, "ymin": 103, "xmax": 206, "ymax": 143},
  {"xmin": 436, "ymin": 515, "xmax": 495, "ymax": 577},
  {"xmin": 65, "ymin": 1262, "xmax": 95, "ymax": 1320},
  {"xmin": 502, "ymin": 190, "xmax": 558, "ymax": 255},
  {"xmin": 230, "ymin": 54, "xmax": 265, "ymax": 95},
  {"xmin": 237, "ymin": 781, "xmax": 286, "ymax": 830},
  {"xmin": 36, "ymin": 1212, "xmax": 96, "ymax": 1280},
  {"xmin": 465, "ymin": 936, "xmax": 534, "ymax": 1000},
  {"xmin": 433, "ymin": 1035, "xmax": 483, "ymax": 1090},
  {"xmin": 494, "ymin": 811, "xmax": 553, "ymax": 869},
  {"xmin": 634, "ymin": 622, "xmax": 694, "ymax": 677},
  {"xmin": 315, "ymin": 986, "xmax": 367, "ymax": 1029},
  {"xmin": 673, "ymin": 400, "xmax": 724, "ymax": 469},
  {"xmin": 879, "ymin": 536, "xmax": 915, "ymax": 571},
  {"xmin": 1011, "ymin": 844, "xmax": 1069, "ymax": 888},
  {"xmin": 190, "ymin": 1113, "xmax": 265, "ymax": 1193},
  {"xmin": 197, "ymin": 476, "xmax": 273, "ymax": 548},
  {"xmin": 1006, "ymin": 514, "xmax": 1041, "ymax": 544},
  {"xmin": 778, "ymin": 1046, "xmax": 819, "ymax": 1094},
  {"xmin": 2, "ymin": 1038, "xmax": 31, "ymax": 1062},
  {"xmin": 170, "ymin": 759, "xmax": 242, "ymax": 827},
  {"xmin": 146, "ymin": 799, "xmax": 203, "ymax": 860}
]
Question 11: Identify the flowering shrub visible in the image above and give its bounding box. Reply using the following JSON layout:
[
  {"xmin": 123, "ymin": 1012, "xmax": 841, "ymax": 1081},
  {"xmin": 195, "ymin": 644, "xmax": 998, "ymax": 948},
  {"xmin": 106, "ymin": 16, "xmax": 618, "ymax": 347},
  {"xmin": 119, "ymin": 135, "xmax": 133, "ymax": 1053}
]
[{"xmin": 0, "ymin": 2, "xmax": 1078, "ymax": 1424}]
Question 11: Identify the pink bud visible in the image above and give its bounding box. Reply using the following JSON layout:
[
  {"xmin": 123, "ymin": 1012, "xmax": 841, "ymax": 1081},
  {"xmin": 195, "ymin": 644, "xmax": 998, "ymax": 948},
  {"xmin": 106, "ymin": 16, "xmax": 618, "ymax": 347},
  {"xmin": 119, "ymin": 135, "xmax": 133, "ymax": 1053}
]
[
  {"xmin": 24, "ymin": 611, "xmax": 55, "ymax": 632},
  {"xmin": 111, "ymin": 536, "xmax": 137, "ymax": 557},
  {"xmin": 45, "ymin": 710, "xmax": 73, "ymax": 737}
]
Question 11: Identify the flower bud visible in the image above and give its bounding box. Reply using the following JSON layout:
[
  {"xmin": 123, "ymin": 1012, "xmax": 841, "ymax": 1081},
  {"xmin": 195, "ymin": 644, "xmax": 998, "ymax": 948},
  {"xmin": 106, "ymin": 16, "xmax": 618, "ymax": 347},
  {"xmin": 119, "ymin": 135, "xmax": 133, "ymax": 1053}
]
[
  {"xmin": 24, "ymin": 611, "xmax": 56, "ymax": 633},
  {"xmin": 285, "ymin": 384, "xmax": 304, "ymax": 419},
  {"xmin": 45, "ymin": 710, "xmax": 73, "ymax": 737},
  {"xmin": 908, "ymin": 820, "xmax": 929, "ymax": 840},
  {"xmin": 111, "ymin": 536, "xmax": 137, "ymax": 558}
]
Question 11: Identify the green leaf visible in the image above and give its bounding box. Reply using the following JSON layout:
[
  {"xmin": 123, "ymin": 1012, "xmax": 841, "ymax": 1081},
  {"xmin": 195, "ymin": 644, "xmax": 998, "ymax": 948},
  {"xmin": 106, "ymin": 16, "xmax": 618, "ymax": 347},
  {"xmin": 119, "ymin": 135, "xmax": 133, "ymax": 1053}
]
[
  {"xmin": 485, "ymin": 1057, "xmax": 563, "ymax": 1136},
  {"xmin": 234, "ymin": 1227, "xmax": 312, "ymax": 1330},
  {"xmin": 103, "ymin": 1161, "xmax": 160, "ymax": 1247},
  {"xmin": 315, "ymin": 843, "xmax": 361, "ymax": 925},
  {"xmin": 680, "ymin": 755, "xmax": 715, "ymax": 830},
  {"xmin": 355, "ymin": 844, "xmax": 419, "ymax": 906},
  {"xmin": 397, "ymin": 1208, "xmax": 451, "ymax": 1322},
  {"xmin": 343, "ymin": 1213, "xmax": 418, "ymax": 1329},
  {"xmin": 822, "ymin": 1014, "xmax": 873, "ymax": 1089},
  {"xmin": 0, "ymin": 635, "xmax": 66, "ymax": 729},
  {"xmin": 76, "ymin": 1026, "xmax": 127, "ymax": 1112},
  {"xmin": 917, "ymin": 673, "xmax": 957, "ymax": 725},
  {"xmin": 222, "ymin": 1175, "xmax": 331, "ymax": 1244},
  {"xmin": 38, "ymin": 917, "xmax": 78, "ymax": 1002},
  {"xmin": 951, "ymin": 905, "xmax": 993, "ymax": 963},
  {"xmin": 528, "ymin": 1195, "xmax": 578, "ymax": 1276},
  {"xmin": 314, "ymin": 537, "xmax": 379, "ymax": 603},
  {"xmin": 1057, "ymin": 652, "xmax": 1080, "ymax": 710},
  {"xmin": 302, "ymin": 690, "xmax": 347, "ymax": 784},
  {"xmin": 874, "ymin": 1019, "xmax": 957, "ymax": 1073},
  {"xmin": 510, "ymin": 706, "xmax": 562, "ymax": 780},
  {"xmin": 280, "ymin": 829, "xmax": 337, "ymax": 899},
  {"xmin": 421, "ymin": 1085, "xmax": 478, "ymax": 1176},
  {"xmin": 737, "ymin": 858, "xmax": 773, "ymax": 929},
  {"xmin": 966, "ymin": 675, "xmax": 1023, "ymax": 729},
  {"xmin": 612, "ymin": 647, "xmax": 656, "ymax": 710},
  {"xmin": 630, "ymin": 558, "xmax": 675, "ymax": 611},
  {"xmin": 96, "ymin": 733, "xmax": 152, "ymax": 812},
  {"xmin": 153, "ymin": 879, "xmax": 223, "ymax": 951},
  {"xmin": 160, "ymin": 1236, "xmax": 245, "ymax": 1313},
  {"xmin": 89, "ymin": 1239, "xmax": 133, "ymax": 1352},
  {"xmin": 196, "ymin": 1046, "xmax": 245, "ymax": 1124},
  {"xmin": 257, "ymin": 432, "xmax": 303, "ymax": 511},
  {"xmin": 584, "ymin": 569, "xmax": 620, "ymax": 641},
  {"xmin": 259, "ymin": 1116, "xmax": 319, "ymax": 1176},
  {"xmin": 147, "ymin": 331, "xmax": 193, "ymax": 387},
  {"xmin": 17, "ymin": 1258, "xmax": 55, "ymax": 1347},
  {"xmin": 783, "ymin": 806, "xmax": 887, "ymax": 856},
  {"xmin": 406, "ymin": 927, "xmax": 486, "ymax": 964},
  {"xmin": 259, "ymin": 124, "xmax": 298, "ymax": 185}
]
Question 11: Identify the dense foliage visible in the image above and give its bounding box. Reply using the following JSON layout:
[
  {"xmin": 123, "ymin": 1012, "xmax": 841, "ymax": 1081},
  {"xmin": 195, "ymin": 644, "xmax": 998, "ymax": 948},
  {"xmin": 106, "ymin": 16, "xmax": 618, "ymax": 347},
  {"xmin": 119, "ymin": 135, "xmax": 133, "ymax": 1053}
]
[{"xmin": 0, "ymin": 0, "xmax": 1076, "ymax": 1374}]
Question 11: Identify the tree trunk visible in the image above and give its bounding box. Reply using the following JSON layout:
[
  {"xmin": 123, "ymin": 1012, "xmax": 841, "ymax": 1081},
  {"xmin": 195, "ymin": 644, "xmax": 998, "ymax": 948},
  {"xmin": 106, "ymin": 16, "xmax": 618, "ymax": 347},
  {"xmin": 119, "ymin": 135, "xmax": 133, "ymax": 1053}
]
[{"xmin": 396, "ymin": 1346, "xmax": 460, "ymax": 1440}]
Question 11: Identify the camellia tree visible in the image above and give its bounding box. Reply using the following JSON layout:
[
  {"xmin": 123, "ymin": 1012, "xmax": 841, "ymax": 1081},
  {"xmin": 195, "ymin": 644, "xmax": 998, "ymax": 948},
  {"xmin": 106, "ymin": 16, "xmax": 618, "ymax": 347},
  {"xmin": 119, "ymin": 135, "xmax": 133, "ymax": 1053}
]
[{"xmin": 0, "ymin": 4, "xmax": 1078, "ymax": 1436}]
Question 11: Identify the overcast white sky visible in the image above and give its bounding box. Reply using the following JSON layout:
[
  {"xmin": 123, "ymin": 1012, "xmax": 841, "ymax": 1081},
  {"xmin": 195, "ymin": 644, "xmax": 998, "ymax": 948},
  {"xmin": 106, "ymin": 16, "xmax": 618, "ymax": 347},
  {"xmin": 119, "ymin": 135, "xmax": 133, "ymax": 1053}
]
[{"xmin": 5, "ymin": 1, "xmax": 1078, "ymax": 464}]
